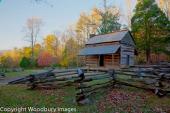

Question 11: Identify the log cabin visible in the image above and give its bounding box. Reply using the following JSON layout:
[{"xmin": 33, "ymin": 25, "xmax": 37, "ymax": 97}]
[{"xmin": 78, "ymin": 30, "xmax": 136, "ymax": 69}]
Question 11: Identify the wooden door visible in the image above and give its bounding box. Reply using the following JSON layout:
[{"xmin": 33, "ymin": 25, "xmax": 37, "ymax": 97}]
[
  {"xmin": 99, "ymin": 55, "xmax": 104, "ymax": 66},
  {"xmin": 126, "ymin": 55, "xmax": 130, "ymax": 65}
]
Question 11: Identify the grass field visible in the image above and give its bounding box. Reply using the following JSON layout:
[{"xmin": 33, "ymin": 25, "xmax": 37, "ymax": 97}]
[
  {"xmin": 0, "ymin": 70, "xmax": 170, "ymax": 113},
  {"xmin": 4, "ymin": 69, "xmax": 45, "ymax": 77}
]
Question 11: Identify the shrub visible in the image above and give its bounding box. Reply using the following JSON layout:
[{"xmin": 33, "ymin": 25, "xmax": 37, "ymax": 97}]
[
  {"xmin": 51, "ymin": 63, "xmax": 61, "ymax": 68},
  {"xmin": 20, "ymin": 57, "xmax": 30, "ymax": 68}
]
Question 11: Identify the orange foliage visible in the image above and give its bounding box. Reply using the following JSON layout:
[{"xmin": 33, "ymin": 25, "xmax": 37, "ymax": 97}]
[{"xmin": 37, "ymin": 51, "xmax": 53, "ymax": 67}]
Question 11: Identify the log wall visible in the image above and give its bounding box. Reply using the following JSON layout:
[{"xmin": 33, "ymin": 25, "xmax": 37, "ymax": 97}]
[
  {"xmin": 104, "ymin": 54, "xmax": 120, "ymax": 68},
  {"xmin": 86, "ymin": 56, "xmax": 98, "ymax": 67},
  {"xmin": 84, "ymin": 43, "xmax": 135, "ymax": 68},
  {"xmin": 85, "ymin": 54, "xmax": 120, "ymax": 68},
  {"xmin": 120, "ymin": 44, "xmax": 135, "ymax": 66}
]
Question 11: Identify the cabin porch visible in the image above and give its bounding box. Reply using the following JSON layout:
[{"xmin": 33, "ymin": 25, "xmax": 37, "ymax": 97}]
[
  {"xmin": 81, "ymin": 54, "xmax": 120, "ymax": 69},
  {"xmin": 78, "ymin": 45, "xmax": 121, "ymax": 69}
]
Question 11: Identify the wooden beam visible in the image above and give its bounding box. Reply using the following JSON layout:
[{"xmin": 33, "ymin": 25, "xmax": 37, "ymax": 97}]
[
  {"xmin": 112, "ymin": 54, "xmax": 114, "ymax": 67},
  {"xmin": 98, "ymin": 55, "xmax": 100, "ymax": 67},
  {"xmin": 85, "ymin": 56, "xmax": 86, "ymax": 67}
]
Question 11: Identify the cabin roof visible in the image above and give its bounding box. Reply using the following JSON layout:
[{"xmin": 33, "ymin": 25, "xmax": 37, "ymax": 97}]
[
  {"xmin": 86, "ymin": 30, "xmax": 128, "ymax": 45},
  {"xmin": 79, "ymin": 45, "xmax": 120, "ymax": 56}
]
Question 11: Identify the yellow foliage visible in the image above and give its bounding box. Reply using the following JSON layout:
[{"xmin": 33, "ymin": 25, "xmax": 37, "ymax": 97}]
[
  {"xmin": 43, "ymin": 34, "xmax": 61, "ymax": 64},
  {"xmin": 22, "ymin": 47, "xmax": 31, "ymax": 58},
  {"xmin": 44, "ymin": 34, "xmax": 56, "ymax": 48},
  {"xmin": 0, "ymin": 48, "xmax": 22, "ymax": 67},
  {"xmin": 43, "ymin": 34, "xmax": 59, "ymax": 55},
  {"xmin": 158, "ymin": 0, "xmax": 170, "ymax": 19},
  {"xmin": 34, "ymin": 43, "xmax": 42, "ymax": 57},
  {"xmin": 60, "ymin": 57, "xmax": 69, "ymax": 67},
  {"xmin": 75, "ymin": 7, "xmax": 102, "ymax": 45}
]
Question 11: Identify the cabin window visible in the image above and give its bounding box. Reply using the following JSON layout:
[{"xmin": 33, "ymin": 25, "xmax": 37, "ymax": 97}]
[{"xmin": 99, "ymin": 55, "xmax": 104, "ymax": 66}]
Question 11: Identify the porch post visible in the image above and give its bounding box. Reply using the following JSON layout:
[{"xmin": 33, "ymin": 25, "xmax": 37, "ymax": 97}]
[
  {"xmin": 85, "ymin": 56, "xmax": 86, "ymax": 67},
  {"xmin": 112, "ymin": 54, "xmax": 114, "ymax": 67},
  {"xmin": 98, "ymin": 55, "xmax": 100, "ymax": 67}
]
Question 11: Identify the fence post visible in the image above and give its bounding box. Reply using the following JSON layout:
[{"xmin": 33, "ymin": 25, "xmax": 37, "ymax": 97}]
[
  {"xmin": 28, "ymin": 74, "xmax": 37, "ymax": 90},
  {"xmin": 108, "ymin": 69, "xmax": 116, "ymax": 88},
  {"xmin": 75, "ymin": 69, "xmax": 86, "ymax": 104},
  {"xmin": 154, "ymin": 74, "xmax": 166, "ymax": 97}
]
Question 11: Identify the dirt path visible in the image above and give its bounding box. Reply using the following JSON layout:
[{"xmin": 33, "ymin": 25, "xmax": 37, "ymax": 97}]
[
  {"xmin": 0, "ymin": 69, "xmax": 46, "ymax": 85},
  {"xmin": 0, "ymin": 76, "xmax": 27, "ymax": 85}
]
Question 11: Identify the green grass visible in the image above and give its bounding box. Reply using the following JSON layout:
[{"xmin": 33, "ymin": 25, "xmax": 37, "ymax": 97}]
[
  {"xmin": 0, "ymin": 71, "xmax": 170, "ymax": 113},
  {"xmin": 0, "ymin": 85, "xmax": 170, "ymax": 113},
  {"xmin": 0, "ymin": 84, "xmax": 170, "ymax": 113},
  {"xmin": 0, "ymin": 85, "xmax": 74, "ymax": 107},
  {"xmin": 4, "ymin": 69, "xmax": 45, "ymax": 77},
  {"xmin": 0, "ymin": 85, "xmax": 101, "ymax": 113}
]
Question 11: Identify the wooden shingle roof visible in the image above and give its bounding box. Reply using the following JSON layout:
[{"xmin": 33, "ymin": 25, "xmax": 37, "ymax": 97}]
[
  {"xmin": 86, "ymin": 30, "xmax": 128, "ymax": 45},
  {"xmin": 79, "ymin": 45, "xmax": 120, "ymax": 56}
]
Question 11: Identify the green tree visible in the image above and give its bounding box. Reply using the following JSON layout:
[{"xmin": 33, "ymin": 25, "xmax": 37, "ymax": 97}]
[
  {"xmin": 131, "ymin": 0, "xmax": 170, "ymax": 64},
  {"xmin": 60, "ymin": 37, "xmax": 79, "ymax": 67},
  {"xmin": 75, "ymin": 7, "xmax": 121, "ymax": 44},
  {"xmin": 98, "ymin": 6, "xmax": 121, "ymax": 34},
  {"xmin": 20, "ymin": 57, "xmax": 31, "ymax": 68}
]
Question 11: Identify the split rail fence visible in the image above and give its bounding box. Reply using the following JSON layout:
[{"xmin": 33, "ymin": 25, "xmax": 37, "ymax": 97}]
[{"xmin": 8, "ymin": 63, "xmax": 170, "ymax": 104}]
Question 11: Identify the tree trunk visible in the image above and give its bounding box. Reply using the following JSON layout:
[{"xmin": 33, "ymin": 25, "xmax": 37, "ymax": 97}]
[
  {"xmin": 31, "ymin": 32, "xmax": 34, "ymax": 66},
  {"xmin": 157, "ymin": 53, "xmax": 160, "ymax": 64},
  {"xmin": 146, "ymin": 48, "xmax": 151, "ymax": 64},
  {"xmin": 145, "ymin": 17, "xmax": 151, "ymax": 65}
]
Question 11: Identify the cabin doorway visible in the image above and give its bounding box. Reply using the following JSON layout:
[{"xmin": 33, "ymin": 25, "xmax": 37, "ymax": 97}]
[
  {"xmin": 126, "ymin": 55, "xmax": 130, "ymax": 65},
  {"xmin": 99, "ymin": 55, "xmax": 104, "ymax": 66}
]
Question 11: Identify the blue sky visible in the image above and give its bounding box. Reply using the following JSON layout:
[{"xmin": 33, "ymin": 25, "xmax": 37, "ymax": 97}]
[{"xmin": 0, "ymin": 0, "xmax": 136, "ymax": 50}]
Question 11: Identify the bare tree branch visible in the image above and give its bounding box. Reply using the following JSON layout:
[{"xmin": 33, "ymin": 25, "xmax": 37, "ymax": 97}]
[{"xmin": 23, "ymin": 17, "xmax": 43, "ymax": 65}]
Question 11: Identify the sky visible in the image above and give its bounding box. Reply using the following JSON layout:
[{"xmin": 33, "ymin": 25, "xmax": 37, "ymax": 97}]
[{"xmin": 0, "ymin": 0, "xmax": 136, "ymax": 50}]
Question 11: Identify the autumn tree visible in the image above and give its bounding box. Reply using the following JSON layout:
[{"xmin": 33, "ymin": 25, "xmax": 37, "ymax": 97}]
[
  {"xmin": 0, "ymin": 55, "xmax": 14, "ymax": 71},
  {"xmin": 22, "ymin": 47, "xmax": 32, "ymax": 58},
  {"xmin": 158, "ymin": 0, "xmax": 170, "ymax": 19},
  {"xmin": 76, "ymin": 6, "xmax": 121, "ymax": 38},
  {"xmin": 43, "ymin": 34, "xmax": 61, "ymax": 64},
  {"xmin": 131, "ymin": 0, "xmax": 170, "ymax": 64},
  {"xmin": 60, "ymin": 28, "xmax": 79, "ymax": 67},
  {"xmin": 65, "ymin": 38, "xmax": 79, "ymax": 67},
  {"xmin": 37, "ymin": 51, "xmax": 53, "ymax": 67},
  {"xmin": 125, "ymin": 0, "xmax": 133, "ymax": 29},
  {"xmin": 44, "ymin": 34, "xmax": 60, "ymax": 54},
  {"xmin": 10, "ymin": 48, "xmax": 22, "ymax": 67},
  {"xmin": 34, "ymin": 43, "xmax": 42, "ymax": 58},
  {"xmin": 76, "ymin": 8, "xmax": 101, "ymax": 46},
  {"xmin": 24, "ymin": 17, "xmax": 43, "ymax": 66},
  {"xmin": 0, "ymin": 49, "xmax": 22, "ymax": 69}
]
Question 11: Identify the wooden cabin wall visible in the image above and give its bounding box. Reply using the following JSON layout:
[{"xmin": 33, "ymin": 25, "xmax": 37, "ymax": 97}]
[
  {"xmin": 86, "ymin": 56, "xmax": 98, "ymax": 67},
  {"xmin": 78, "ymin": 56, "xmax": 86, "ymax": 66},
  {"xmin": 120, "ymin": 44, "xmax": 135, "ymax": 66},
  {"xmin": 104, "ymin": 54, "xmax": 120, "ymax": 68},
  {"xmin": 85, "ymin": 54, "xmax": 120, "ymax": 68}
]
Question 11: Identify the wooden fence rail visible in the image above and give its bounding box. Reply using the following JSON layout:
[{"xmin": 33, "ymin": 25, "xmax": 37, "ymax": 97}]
[{"xmin": 8, "ymin": 65, "xmax": 170, "ymax": 105}]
